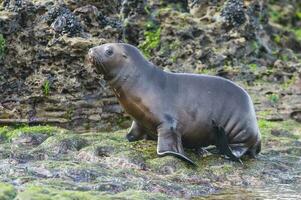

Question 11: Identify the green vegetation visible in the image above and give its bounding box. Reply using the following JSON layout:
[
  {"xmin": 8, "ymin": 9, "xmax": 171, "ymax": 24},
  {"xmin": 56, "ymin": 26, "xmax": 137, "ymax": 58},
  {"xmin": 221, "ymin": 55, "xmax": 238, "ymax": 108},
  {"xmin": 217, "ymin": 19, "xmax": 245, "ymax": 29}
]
[
  {"xmin": 273, "ymin": 35, "xmax": 281, "ymax": 44},
  {"xmin": 0, "ymin": 183, "xmax": 17, "ymax": 200},
  {"xmin": 42, "ymin": 80, "xmax": 50, "ymax": 96},
  {"xmin": 269, "ymin": 9, "xmax": 282, "ymax": 23},
  {"xmin": 248, "ymin": 63, "xmax": 258, "ymax": 72},
  {"xmin": 139, "ymin": 21, "xmax": 161, "ymax": 58},
  {"xmin": 15, "ymin": 185, "xmax": 170, "ymax": 200},
  {"xmin": 258, "ymin": 119, "xmax": 301, "ymax": 141},
  {"xmin": 0, "ymin": 126, "xmax": 10, "ymax": 140},
  {"xmin": 267, "ymin": 93, "xmax": 279, "ymax": 104},
  {"xmin": 0, "ymin": 125, "xmax": 66, "ymax": 141},
  {"xmin": 16, "ymin": 186, "xmax": 103, "ymax": 200},
  {"xmin": 296, "ymin": 11, "xmax": 301, "ymax": 20},
  {"xmin": 282, "ymin": 75, "xmax": 297, "ymax": 89},
  {"xmin": 0, "ymin": 34, "xmax": 5, "ymax": 58},
  {"xmin": 293, "ymin": 29, "xmax": 301, "ymax": 41},
  {"xmin": 250, "ymin": 40, "xmax": 260, "ymax": 54}
]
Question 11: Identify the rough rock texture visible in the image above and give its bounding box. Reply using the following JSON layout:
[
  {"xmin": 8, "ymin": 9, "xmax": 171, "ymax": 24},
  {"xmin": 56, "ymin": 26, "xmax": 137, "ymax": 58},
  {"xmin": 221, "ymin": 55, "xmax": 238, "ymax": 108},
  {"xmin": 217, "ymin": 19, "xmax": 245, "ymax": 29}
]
[
  {"xmin": 0, "ymin": 0, "xmax": 300, "ymax": 131},
  {"xmin": 0, "ymin": 122, "xmax": 301, "ymax": 199}
]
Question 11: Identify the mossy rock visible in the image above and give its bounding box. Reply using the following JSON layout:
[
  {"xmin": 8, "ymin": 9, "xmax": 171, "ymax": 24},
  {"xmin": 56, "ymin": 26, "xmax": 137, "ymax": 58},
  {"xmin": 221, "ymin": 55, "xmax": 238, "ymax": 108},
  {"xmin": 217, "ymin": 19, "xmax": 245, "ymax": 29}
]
[
  {"xmin": 0, "ymin": 126, "xmax": 68, "ymax": 142},
  {"xmin": 15, "ymin": 185, "xmax": 107, "ymax": 200},
  {"xmin": 147, "ymin": 156, "xmax": 188, "ymax": 174},
  {"xmin": 113, "ymin": 189, "xmax": 172, "ymax": 199},
  {"xmin": 39, "ymin": 134, "xmax": 89, "ymax": 154},
  {"xmin": 15, "ymin": 185, "xmax": 171, "ymax": 200}
]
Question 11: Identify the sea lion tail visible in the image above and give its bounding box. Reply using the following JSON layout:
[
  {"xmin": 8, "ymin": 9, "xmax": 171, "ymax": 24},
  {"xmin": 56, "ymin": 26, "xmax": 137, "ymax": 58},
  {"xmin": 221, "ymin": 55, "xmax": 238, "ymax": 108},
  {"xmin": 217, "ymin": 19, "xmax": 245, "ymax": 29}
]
[{"xmin": 211, "ymin": 120, "xmax": 243, "ymax": 164}]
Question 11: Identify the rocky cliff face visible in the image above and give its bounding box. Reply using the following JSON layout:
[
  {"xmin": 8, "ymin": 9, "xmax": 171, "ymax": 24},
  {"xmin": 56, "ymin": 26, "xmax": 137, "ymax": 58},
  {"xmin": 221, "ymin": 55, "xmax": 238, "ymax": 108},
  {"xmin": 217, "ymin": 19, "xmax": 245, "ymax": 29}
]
[{"xmin": 0, "ymin": 0, "xmax": 300, "ymax": 131}]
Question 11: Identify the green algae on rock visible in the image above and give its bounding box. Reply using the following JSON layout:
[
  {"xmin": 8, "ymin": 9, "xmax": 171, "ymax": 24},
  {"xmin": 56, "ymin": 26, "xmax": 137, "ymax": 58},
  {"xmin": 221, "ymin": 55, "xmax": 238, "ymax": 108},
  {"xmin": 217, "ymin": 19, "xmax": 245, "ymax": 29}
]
[
  {"xmin": 0, "ymin": 33, "xmax": 5, "ymax": 58},
  {"xmin": 0, "ymin": 123, "xmax": 301, "ymax": 198},
  {"xmin": 0, "ymin": 182, "xmax": 17, "ymax": 200},
  {"xmin": 0, "ymin": 125, "xmax": 67, "ymax": 141},
  {"xmin": 15, "ymin": 186, "xmax": 171, "ymax": 200}
]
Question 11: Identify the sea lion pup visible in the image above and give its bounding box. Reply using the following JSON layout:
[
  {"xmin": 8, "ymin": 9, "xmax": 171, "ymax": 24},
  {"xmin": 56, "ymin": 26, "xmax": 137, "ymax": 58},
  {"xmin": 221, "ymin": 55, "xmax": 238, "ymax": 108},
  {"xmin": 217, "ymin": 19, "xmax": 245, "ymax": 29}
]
[{"xmin": 88, "ymin": 43, "xmax": 261, "ymax": 165}]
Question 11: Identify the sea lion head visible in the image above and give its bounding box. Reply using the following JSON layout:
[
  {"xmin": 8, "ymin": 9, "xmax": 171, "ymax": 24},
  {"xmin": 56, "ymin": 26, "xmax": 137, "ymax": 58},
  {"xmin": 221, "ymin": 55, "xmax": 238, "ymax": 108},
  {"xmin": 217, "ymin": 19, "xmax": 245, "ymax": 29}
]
[{"xmin": 88, "ymin": 43, "xmax": 145, "ymax": 81}]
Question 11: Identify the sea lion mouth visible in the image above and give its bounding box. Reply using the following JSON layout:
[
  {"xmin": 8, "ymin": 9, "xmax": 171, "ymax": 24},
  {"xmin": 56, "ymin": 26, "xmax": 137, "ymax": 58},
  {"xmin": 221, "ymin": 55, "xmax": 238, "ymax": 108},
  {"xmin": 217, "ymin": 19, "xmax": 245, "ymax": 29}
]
[{"xmin": 88, "ymin": 50, "xmax": 107, "ymax": 75}]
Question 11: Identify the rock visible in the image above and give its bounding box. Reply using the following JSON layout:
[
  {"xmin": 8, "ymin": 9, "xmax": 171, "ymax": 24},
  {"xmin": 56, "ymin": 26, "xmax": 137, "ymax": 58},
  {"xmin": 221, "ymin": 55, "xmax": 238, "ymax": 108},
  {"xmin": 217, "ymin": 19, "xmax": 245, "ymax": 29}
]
[
  {"xmin": 73, "ymin": 5, "xmax": 100, "ymax": 28},
  {"xmin": 1, "ymin": 124, "xmax": 301, "ymax": 198},
  {"xmin": 290, "ymin": 111, "xmax": 301, "ymax": 123},
  {"xmin": 121, "ymin": 0, "xmax": 148, "ymax": 46},
  {"xmin": 271, "ymin": 129, "xmax": 293, "ymax": 137},
  {"xmin": 45, "ymin": 4, "xmax": 84, "ymax": 36},
  {"xmin": 147, "ymin": 156, "xmax": 187, "ymax": 174},
  {"xmin": 12, "ymin": 133, "xmax": 49, "ymax": 146},
  {"xmin": 221, "ymin": 0, "xmax": 246, "ymax": 28},
  {"xmin": 41, "ymin": 135, "xmax": 89, "ymax": 154}
]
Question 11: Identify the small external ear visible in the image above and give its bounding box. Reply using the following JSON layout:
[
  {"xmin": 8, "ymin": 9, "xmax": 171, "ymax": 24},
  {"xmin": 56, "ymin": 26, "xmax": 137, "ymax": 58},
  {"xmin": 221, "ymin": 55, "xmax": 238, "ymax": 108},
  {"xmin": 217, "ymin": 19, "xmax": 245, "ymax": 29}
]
[{"xmin": 122, "ymin": 52, "xmax": 128, "ymax": 58}]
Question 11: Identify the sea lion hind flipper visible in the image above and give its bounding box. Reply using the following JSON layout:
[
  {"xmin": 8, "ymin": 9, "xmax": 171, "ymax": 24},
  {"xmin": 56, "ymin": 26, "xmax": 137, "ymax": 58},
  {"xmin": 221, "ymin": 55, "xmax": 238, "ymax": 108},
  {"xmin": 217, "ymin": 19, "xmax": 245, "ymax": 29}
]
[
  {"xmin": 212, "ymin": 120, "xmax": 243, "ymax": 164},
  {"xmin": 157, "ymin": 126, "xmax": 196, "ymax": 166}
]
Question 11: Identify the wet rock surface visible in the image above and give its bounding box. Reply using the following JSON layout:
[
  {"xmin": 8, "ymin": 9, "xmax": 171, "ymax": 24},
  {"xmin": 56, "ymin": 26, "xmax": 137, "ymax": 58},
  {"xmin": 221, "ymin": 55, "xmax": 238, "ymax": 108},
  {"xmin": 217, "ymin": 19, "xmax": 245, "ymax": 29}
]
[{"xmin": 0, "ymin": 121, "xmax": 300, "ymax": 199}]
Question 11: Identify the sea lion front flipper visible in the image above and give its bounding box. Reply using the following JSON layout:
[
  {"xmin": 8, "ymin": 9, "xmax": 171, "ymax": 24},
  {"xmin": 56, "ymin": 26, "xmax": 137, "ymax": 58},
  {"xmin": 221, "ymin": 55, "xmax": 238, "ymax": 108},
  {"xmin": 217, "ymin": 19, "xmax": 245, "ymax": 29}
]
[
  {"xmin": 212, "ymin": 120, "xmax": 243, "ymax": 164},
  {"xmin": 157, "ymin": 124, "xmax": 196, "ymax": 166},
  {"xmin": 126, "ymin": 121, "xmax": 148, "ymax": 142}
]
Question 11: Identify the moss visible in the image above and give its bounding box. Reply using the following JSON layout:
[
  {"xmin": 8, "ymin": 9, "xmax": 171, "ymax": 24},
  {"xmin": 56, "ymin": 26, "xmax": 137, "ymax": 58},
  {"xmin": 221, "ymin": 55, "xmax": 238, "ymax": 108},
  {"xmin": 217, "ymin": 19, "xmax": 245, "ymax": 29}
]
[
  {"xmin": 273, "ymin": 34, "xmax": 281, "ymax": 44},
  {"xmin": 296, "ymin": 11, "xmax": 301, "ymax": 20},
  {"xmin": 1, "ymin": 125, "xmax": 67, "ymax": 141},
  {"xmin": 258, "ymin": 119, "xmax": 301, "ymax": 141},
  {"xmin": 195, "ymin": 68, "xmax": 217, "ymax": 75},
  {"xmin": 248, "ymin": 63, "xmax": 258, "ymax": 72},
  {"xmin": 129, "ymin": 140, "xmax": 157, "ymax": 160},
  {"xmin": 208, "ymin": 163, "xmax": 234, "ymax": 176},
  {"xmin": 266, "ymin": 93, "xmax": 280, "ymax": 104},
  {"xmin": 0, "ymin": 34, "xmax": 5, "ymax": 58},
  {"xmin": 281, "ymin": 74, "xmax": 297, "ymax": 89},
  {"xmin": 147, "ymin": 156, "xmax": 187, "ymax": 174},
  {"xmin": 64, "ymin": 106, "xmax": 75, "ymax": 121},
  {"xmin": 42, "ymin": 80, "xmax": 50, "ymax": 96},
  {"xmin": 269, "ymin": 9, "xmax": 282, "ymax": 23},
  {"xmin": 169, "ymin": 39, "xmax": 181, "ymax": 50},
  {"xmin": 280, "ymin": 53, "xmax": 290, "ymax": 62},
  {"xmin": 0, "ymin": 182, "xmax": 17, "ymax": 200},
  {"xmin": 84, "ymin": 129, "xmax": 127, "ymax": 143},
  {"xmin": 250, "ymin": 40, "xmax": 260, "ymax": 54},
  {"xmin": 0, "ymin": 126, "xmax": 11, "ymax": 141},
  {"xmin": 292, "ymin": 28, "xmax": 301, "ymax": 41},
  {"xmin": 16, "ymin": 186, "xmax": 108, "ymax": 200},
  {"xmin": 257, "ymin": 109, "xmax": 275, "ymax": 119},
  {"xmin": 16, "ymin": 185, "xmax": 171, "ymax": 200},
  {"xmin": 114, "ymin": 189, "xmax": 171, "ymax": 199},
  {"xmin": 139, "ymin": 26, "xmax": 161, "ymax": 58},
  {"xmin": 39, "ymin": 133, "xmax": 88, "ymax": 152}
]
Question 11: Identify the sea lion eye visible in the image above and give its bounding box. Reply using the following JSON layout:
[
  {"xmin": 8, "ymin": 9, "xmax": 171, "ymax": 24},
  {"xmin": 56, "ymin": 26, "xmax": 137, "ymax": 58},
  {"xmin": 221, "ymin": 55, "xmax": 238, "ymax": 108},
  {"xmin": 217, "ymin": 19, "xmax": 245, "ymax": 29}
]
[{"xmin": 105, "ymin": 48, "xmax": 113, "ymax": 56}]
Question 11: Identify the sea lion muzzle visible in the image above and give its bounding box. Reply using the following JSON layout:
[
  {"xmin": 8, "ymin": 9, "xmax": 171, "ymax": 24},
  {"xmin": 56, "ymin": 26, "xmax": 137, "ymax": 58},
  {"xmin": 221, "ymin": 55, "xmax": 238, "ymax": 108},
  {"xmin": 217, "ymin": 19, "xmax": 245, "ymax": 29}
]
[{"xmin": 87, "ymin": 48, "xmax": 107, "ymax": 75}]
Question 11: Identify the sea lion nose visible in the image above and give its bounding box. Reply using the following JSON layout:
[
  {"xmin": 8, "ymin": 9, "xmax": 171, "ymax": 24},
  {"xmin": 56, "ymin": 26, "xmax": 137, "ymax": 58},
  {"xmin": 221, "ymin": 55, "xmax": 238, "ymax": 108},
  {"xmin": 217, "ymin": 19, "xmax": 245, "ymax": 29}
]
[{"xmin": 88, "ymin": 48, "xmax": 94, "ymax": 56}]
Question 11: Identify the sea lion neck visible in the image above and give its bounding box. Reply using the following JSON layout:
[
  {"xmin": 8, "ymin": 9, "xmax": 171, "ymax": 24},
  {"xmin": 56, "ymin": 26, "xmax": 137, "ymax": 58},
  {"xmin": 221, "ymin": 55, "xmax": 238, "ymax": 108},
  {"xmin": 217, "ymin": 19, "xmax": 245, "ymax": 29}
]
[
  {"xmin": 107, "ymin": 58, "xmax": 163, "ymax": 94},
  {"xmin": 106, "ymin": 58, "xmax": 146, "ymax": 90}
]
